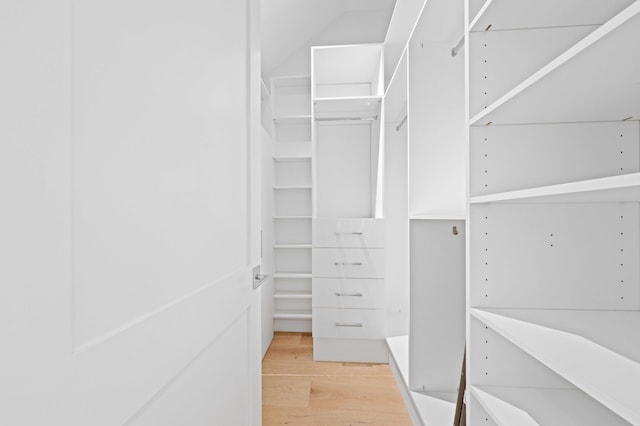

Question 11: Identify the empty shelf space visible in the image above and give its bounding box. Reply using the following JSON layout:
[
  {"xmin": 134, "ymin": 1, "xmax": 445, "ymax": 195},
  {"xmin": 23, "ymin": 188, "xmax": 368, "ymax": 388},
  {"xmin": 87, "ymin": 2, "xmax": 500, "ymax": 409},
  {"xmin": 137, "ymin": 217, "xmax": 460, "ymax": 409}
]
[
  {"xmin": 273, "ymin": 273, "xmax": 312, "ymax": 279},
  {"xmin": 273, "ymin": 244, "xmax": 312, "ymax": 249},
  {"xmin": 271, "ymin": 75, "xmax": 311, "ymax": 88},
  {"xmin": 470, "ymin": 2, "xmax": 640, "ymax": 125},
  {"xmin": 273, "ymin": 216, "xmax": 312, "ymax": 220},
  {"xmin": 272, "ymin": 185, "xmax": 312, "ymax": 190},
  {"xmin": 273, "ymin": 310, "xmax": 312, "ymax": 320},
  {"xmin": 314, "ymin": 96, "xmax": 382, "ymax": 120},
  {"xmin": 386, "ymin": 336, "xmax": 457, "ymax": 426},
  {"xmin": 272, "ymin": 155, "xmax": 312, "ymax": 162},
  {"xmin": 469, "ymin": 0, "xmax": 634, "ymax": 32},
  {"xmin": 273, "ymin": 291, "xmax": 312, "ymax": 300},
  {"xmin": 273, "ymin": 115, "xmax": 312, "ymax": 124},
  {"xmin": 471, "ymin": 386, "xmax": 538, "ymax": 425},
  {"xmin": 470, "ymin": 172, "xmax": 640, "ymax": 203},
  {"xmin": 471, "ymin": 308, "xmax": 640, "ymax": 424}
]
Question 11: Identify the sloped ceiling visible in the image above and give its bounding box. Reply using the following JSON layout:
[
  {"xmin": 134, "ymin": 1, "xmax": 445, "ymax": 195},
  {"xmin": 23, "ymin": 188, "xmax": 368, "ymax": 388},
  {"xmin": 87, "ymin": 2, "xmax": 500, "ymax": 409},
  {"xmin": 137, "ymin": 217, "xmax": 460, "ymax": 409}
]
[{"xmin": 261, "ymin": 0, "xmax": 396, "ymax": 78}]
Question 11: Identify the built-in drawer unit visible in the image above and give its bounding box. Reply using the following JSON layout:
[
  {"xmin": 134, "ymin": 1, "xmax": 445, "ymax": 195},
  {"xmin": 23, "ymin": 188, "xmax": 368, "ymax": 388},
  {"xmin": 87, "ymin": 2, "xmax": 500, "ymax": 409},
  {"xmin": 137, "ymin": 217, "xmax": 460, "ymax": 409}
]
[
  {"xmin": 312, "ymin": 248, "xmax": 385, "ymax": 279},
  {"xmin": 312, "ymin": 278, "xmax": 385, "ymax": 309},
  {"xmin": 312, "ymin": 218, "xmax": 384, "ymax": 248},
  {"xmin": 312, "ymin": 308, "xmax": 385, "ymax": 339}
]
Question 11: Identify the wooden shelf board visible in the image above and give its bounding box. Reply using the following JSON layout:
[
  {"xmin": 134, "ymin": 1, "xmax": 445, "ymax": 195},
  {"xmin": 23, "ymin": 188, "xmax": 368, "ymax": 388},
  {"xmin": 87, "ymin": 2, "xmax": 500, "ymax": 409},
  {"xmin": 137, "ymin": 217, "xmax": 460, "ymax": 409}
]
[
  {"xmin": 273, "ymin": 291, "xmax": 312, "ymax": 300},
  {"xmin": 273, "ymin": 310, "xmax": 312, "ymax": 320},
  {"xmin": 273, "ymin": 244, "xmax": 312, "ymax": 249},
  {"xmin": 470, "ymin": 172, "xmax": 640, "ymax": 204},
  {"xmin": 471, "ymin": 308, "xmax": 640, "ymax": 425},
  {"xmin": 471, "ymin": 386, "xmax": 538, "ymax": 425},
  {"xmin": 469, "ymin": 0, "xmax": 634, "ymax": 32},
  {"xmin": 470, "ymin": 3, "xmax": 640, "ymax": 126},
  {"xmin": 272, "ymin": 185, "xmax": 312, "ymax": 190},
  {"xmin": 273, "ymin": 273, "xmax": 312, "ymax": 279},
  {"xmin": 272, "ymin": 155, "xmax": 312, "ymax": 162}
]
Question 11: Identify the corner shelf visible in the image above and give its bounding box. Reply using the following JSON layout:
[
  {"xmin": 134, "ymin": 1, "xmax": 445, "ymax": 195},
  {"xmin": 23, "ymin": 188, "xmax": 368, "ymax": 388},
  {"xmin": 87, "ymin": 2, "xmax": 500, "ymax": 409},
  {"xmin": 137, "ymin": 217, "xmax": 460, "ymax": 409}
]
[{"xmin": 471, "ymin": 309, "xmax": 640, "ymax": 425}]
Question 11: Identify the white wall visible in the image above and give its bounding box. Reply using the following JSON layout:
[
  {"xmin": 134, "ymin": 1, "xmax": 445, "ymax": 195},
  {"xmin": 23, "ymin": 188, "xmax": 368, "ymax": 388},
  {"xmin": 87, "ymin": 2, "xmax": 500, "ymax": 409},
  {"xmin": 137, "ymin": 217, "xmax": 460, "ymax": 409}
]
[
  {"xmin": 0, "ymin": 1, "xmax": 261, "ymax": 424},
  {"xmin": 267, "ymin": 8, "xmax": 394, "ymax": 81}
]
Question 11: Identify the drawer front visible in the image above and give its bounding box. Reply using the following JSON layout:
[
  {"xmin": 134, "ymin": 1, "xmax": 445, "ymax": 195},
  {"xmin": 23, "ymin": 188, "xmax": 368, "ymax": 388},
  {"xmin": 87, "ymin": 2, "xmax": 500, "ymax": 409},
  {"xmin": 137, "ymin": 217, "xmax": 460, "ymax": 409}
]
[
  {"xmin": 312, "ymin": 308, "xmax": 385, "ymax": 339},
  {"xmin": 313, "ymin": 248, "xmax": 385, "ymax": 278},
  {"xmin": 313, "ymin": 278, "xmax": 385, "ymax": 309},
  {"xmin": 313, "ymin": 218, "xmax": 384, "ymax": 248}
]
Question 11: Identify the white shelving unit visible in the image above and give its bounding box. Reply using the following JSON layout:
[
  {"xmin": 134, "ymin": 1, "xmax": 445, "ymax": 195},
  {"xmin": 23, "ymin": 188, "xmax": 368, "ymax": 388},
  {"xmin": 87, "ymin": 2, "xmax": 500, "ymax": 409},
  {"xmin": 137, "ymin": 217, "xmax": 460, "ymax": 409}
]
[
  {"xmin": 310, "ymin": 44, "xmax": 388, "ymax": 363},
  {"xmin": 270, "ymin": 75, "xmax": 313, "ymax": 332},
  {"xmin": 467, "ymin": 0, "xmax": 640, "ymax": 423}
]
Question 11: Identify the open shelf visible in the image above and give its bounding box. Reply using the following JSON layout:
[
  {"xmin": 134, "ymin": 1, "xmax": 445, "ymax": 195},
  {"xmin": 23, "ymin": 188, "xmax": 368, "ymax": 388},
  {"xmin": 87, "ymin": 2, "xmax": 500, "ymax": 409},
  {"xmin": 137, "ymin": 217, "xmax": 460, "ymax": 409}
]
[
  {"xmin": 273, "ymin": 273, "xmax": 312, "ymax": 279},
  {"xmin": 273, "ymin": 115, "xmax": 312, "ymax": 124},
  {"xmin": 273, "ymin": 216, "xmax": 312, "ymax": 220},
  {"xmin": 273, "ymin": 244, "xmax": 312, "ymax": 249},
  {"xmin": 273, "ymin": 291, "xmax": 312, "ymax": 300},
  {"xmin": 469, "ymin": 0, "xmax": 634, "ymax": 32},
  {"xmin": 272, "ymin": 155, "xmax": 312, "ymax": 162},
  {"xmin": 471, "ymin": 308, "xmax": 640, "ymax": 425},
  {"xmin": 272, "ymin": 185, "xmax": 312, "ymax": 190},
  {"xmin": 313, "ymin": 96, "xmax": 382, "ymax": 120},
  {"xmin": 470, "ymin": 2, "xmax": 640, "ymax": 126},
  {"xmin": 272, "ymin": 75, "xmax": 311, "ymax": 87},
  {"xmin": 273, "ymin": 310, "xmax": 312, "ymax": 320},
  {"xmin": 471, "ymin": 386, "xmax": 538, "ymax": 425},
  {"xmin": 470, "ymin": 172, "xmax": 640, "ymax": 204},
  {"xmin": 470, "ymin": 386, "xmax": 630, "ymax": 425}
]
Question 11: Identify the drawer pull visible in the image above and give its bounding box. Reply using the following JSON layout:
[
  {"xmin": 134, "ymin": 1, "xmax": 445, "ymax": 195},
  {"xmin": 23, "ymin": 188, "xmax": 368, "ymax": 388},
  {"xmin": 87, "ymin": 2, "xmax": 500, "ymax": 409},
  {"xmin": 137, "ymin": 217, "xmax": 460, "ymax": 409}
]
[
  {"xmin": 334, "ymin": 292, "xmax": 363, "ymax": 297},
  {"xmin": 334, "ymin": 231, "xmax": 363, "ymax": 235},
  {"xmin": 335, "ymin": 322, "xmax": 363, "ymax": 328},
  {"xmin": 334, "ymin": 262, "xmax": 363, "ymax": 266}
]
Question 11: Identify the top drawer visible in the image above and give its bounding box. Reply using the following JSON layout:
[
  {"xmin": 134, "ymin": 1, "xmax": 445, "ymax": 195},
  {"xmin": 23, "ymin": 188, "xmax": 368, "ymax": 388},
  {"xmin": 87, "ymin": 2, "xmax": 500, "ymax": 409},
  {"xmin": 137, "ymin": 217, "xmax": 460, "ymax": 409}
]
[{"xmin": 313, "ymin": 218, "xmax": 384, "ymax": 248}]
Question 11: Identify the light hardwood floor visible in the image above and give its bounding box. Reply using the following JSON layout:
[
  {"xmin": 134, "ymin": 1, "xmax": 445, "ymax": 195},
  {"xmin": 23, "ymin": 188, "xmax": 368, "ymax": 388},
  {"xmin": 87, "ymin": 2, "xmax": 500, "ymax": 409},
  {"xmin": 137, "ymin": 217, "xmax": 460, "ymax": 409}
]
[{"xmin": 262, "ymin": 332, "xmax": 412, "ymax": 425}]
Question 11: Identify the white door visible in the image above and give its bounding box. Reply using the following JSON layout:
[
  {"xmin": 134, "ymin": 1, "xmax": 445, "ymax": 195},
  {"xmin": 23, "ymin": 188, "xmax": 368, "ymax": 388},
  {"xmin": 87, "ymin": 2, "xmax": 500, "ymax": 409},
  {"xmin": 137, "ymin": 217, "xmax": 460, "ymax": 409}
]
[{"xmin": 0, "ymin": 1, "xmax": 261, "ymax": 425}]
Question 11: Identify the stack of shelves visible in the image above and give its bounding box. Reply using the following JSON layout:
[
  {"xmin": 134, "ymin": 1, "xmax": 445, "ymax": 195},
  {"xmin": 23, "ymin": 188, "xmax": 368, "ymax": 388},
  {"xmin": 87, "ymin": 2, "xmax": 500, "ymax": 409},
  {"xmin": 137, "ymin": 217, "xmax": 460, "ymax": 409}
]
[
  {"xmin": 270, "ymin": 76, "xmax": 313, "ymax": 331},
  {"xmin": 467, "ymin": 0, "xmax": 640, "ymax": 423}
]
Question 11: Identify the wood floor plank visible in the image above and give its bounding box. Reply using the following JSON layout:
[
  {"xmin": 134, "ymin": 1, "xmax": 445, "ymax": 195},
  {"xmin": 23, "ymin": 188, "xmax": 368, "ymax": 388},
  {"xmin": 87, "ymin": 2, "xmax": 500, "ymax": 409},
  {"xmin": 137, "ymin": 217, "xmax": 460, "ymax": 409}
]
[{"xmin": 262, "ymin": 332, "xmax": 412, "ymax": 425}]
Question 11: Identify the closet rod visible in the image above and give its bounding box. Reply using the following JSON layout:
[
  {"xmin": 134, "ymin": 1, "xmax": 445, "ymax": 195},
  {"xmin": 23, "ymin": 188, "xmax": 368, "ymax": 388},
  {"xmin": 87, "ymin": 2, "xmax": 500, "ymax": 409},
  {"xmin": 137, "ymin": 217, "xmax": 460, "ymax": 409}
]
[
  {"xmin": 315, "ymin": 116, "xmax": 377, "ymax": 122},
  {"xmin": 396, "ymin": 115, "xmax": 408, "ymax": 131},
  {"xmin": 451, "ymin": 36, "xmax": 465, "ymax": 57}
]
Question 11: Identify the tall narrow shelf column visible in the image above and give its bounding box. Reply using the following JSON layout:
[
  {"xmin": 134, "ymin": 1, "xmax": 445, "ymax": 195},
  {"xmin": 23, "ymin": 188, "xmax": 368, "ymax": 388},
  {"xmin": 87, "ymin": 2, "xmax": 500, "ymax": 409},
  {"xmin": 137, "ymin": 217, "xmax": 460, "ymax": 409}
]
[
  {"xmin": 270, "ymin": 76, "xmax": 313, "ymax": 332},
  {"xmin": 466, "ymin": 1, "xmax": 640, "ymax": 423},
  {"xmin": 311, "ymin": 44, "xmax": 388, "ymax": 363}
]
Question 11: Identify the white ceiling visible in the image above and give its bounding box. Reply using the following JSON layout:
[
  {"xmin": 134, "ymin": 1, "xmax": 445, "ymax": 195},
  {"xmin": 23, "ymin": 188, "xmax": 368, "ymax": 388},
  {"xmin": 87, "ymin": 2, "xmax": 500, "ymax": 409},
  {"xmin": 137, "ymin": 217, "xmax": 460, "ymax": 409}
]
[{"xmin": 261, "ymin": 0, "xmax": 396, "ymax": 77}]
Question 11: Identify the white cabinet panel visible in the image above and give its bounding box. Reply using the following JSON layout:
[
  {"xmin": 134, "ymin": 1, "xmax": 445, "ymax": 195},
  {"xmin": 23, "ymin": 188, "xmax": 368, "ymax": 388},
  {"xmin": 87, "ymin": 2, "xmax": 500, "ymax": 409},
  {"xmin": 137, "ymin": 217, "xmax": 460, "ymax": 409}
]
[
  {"xmin": 312, "ymin": 278, "xmax": 385, "ymax": 309},
  {"xmin": 313, "ymin": 218, "xmax": 384, "ymax": 248},
  {"xmin": 312, "ymin": 308, "xmax": 386, "ymax": 339},
  {"xmin": 313, "ymin": 248, "xmax": 385, "ymax": 279}
]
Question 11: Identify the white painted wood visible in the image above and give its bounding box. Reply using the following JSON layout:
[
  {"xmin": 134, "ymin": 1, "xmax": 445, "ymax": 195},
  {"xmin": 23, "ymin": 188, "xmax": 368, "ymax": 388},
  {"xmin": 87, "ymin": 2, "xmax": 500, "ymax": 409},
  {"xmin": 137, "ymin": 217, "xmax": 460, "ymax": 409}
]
[
  {"xmin": 384, "ymin": 49, "xmax": 408, "ymax": 124},
  {"xmin": 261, "ymin": 129, "xmax": 276, "ymax": 358},
  {"xmin": 471, "ymin": 3, "xmax": 640, "ymax": 125},
  {"xmin": 408, "ymin": 39, "xmax": 466, "ymax": 217},
  {"xmin": 314, "ymin": 96, "xmax": 382, "ymax": 119},
  {"xmin": 274, "ymin": 273, "xmax": 313, "ymax": 279},
  {"xmin": 469, "ymin": 25, "xmax": 597, "ymax": 117},
  {"xmin": 275, "ymin": 159, "xmax": 311, "ymax": 187},
  {"xmin": 313, "ymin": 308, "xmax": 386, "ymax": 339},
  {"xmin": 316, "ymin": 124, "xmax": 373, "ymax": 218},
  {"xmin": 313, "ymin": 248, "xmax": 385, "ymax": 279},
  {"xmin": 470, "ymin": 387, "xmax": 539, "ymax": 426},
  {"xmin": 471, "ymin": 203, "xmax": 640, "ymax": 309},
  {"xmin": 409, "ymin": 220, "xmax": 466, "ymax": 393},
  {"xmin": 314, "ymin": 338, "xmax": 389, "ymax": 363},
  {"xmin": 312, "ymin": 278, "xmax": 385, "ymax": 309},
  {"xmin": 470, "ymin": 121, "xmax": 640, "ymax": 197},
  {"xmin": 272, "ymin": 77, "xmax": 311, "ymax": 117},
  {"xmin": 274, "ymin": 247, "xmax": 311, "ymax": 274},
  {"xmin": 313, "ymin": 218, "xmax": 385, "ymax": 248},
  {"xmin": 273, "ymin": 311, "xmax": 313, "ymax": 320},
  {"xmin": 472, "ymin": 309, "xmax": 640, "ymax": 425},
  {"xmin": 383, "ymin": 0, "xmax": 427, "ymax": 88},
  {"xmin": 469, "ymin": 386, "xmax": 630, "ymax": 426},
  {"xmin": 470, "ymin": 0, "xmax": 634, "ymax": 32},
  {"xmin": 0, "ymin": 0, "xmax": 260, "ymax": 424},
  {"xmin": 273, "ymin": 291, "xmax": 312, "ymax": 300},
  {"xmin": 273, "ymin": 244, "xmax": 312, "ymax": 249},
  {"xmin": 274, "ymin": 319, "xmax": 312, "ymax": 333},
  {"xmin": 274, "ymin": 189, "xmax": 312, "ymax": 217}
]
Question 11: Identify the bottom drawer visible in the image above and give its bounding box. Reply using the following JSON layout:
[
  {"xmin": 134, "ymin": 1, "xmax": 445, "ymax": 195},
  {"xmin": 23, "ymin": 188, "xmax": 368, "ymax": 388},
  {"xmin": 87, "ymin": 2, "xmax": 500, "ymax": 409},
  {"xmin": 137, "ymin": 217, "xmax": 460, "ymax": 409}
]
[{"xmin": 312, "ymin": 308, "xmax": 385, "ymax": 339}]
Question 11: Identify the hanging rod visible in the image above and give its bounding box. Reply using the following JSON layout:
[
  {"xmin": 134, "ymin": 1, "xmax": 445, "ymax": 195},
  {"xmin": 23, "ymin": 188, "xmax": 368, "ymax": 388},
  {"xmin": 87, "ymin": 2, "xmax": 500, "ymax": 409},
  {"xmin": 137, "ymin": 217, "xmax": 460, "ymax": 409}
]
[
  {"xmin": 396, "ymin": 114, "xmax": 408, "ymax": 131},
  {"xmin": 315, "ymin": 116, "xmax": 377, "ymax": 122},
  {"xmin": 451, "ymin": 36, "xmax": 465, "ymax": 57}
]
